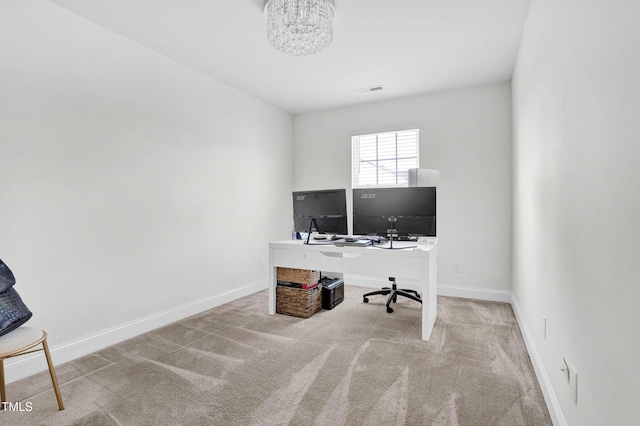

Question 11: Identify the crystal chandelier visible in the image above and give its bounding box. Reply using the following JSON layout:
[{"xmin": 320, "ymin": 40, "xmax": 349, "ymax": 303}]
[{"xmin": 264, "ymin": 0, "xmax": 336, "ymax": 56}]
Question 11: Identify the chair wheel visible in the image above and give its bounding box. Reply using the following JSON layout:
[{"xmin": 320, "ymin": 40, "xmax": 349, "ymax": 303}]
[
  {"xmin": 386, "ymin": 306, "xmax": 393, "ymax": 313},
  {"xmin": 363, "ymin": 297, "xmax": 369, "ymax": 303}
]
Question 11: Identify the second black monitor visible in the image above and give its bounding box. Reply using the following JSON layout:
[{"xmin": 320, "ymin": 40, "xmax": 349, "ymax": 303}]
[
  {"xmin": 292, "ymin": 188, "xmax": 348, "ymax": 235},
  {"xmin": 353, "ymin": 187, "xmax": 436, "ymax": 237}
]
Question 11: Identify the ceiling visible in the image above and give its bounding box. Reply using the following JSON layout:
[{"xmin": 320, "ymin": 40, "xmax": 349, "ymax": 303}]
[{"xmin": 50, "ymin": 0, "xmax": 531, "ymax": 115}]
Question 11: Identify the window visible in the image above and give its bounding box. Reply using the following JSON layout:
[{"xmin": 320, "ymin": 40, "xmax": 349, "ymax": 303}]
[{"xmin": 351, "ymin": 129, "xmax": 419, "ymax": 188}]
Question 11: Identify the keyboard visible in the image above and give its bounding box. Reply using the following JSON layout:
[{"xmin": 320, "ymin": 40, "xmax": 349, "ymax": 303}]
[
  {"xmin": 336, "ymin": 235, "xmax": 386, "ymax": 243},
  {"xmin": 333, "ymin": 240, "xmax": 373, "ymax": 247},
  {"xmin": 334, "ymin": 235, "xmax": 360, "ymax": 242},
  {"xmin": 361, "ymin": 235, "xmax": 386, "ymax": 243}
]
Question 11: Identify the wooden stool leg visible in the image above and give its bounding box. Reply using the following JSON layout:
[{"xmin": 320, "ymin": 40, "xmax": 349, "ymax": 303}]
[
  {"xmin": 0, "ymin": 359, "xmax": 5, "ymax": 408},
  {"xmin": 42, "ymin": 339, "xmax": 64, "ymax": 410}
]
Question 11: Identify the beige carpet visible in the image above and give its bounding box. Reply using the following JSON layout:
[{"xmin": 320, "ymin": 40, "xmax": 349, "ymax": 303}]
[{"xmin": 2, "ymin": 286, "xmax": 551, "ymax": 425}]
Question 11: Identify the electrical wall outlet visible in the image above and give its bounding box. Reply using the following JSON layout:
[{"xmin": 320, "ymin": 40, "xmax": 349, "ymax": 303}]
[
  {"xmin": 453, "ymin": 261, "xmax": 463, "ymax": 273},
  {"xmin": 543, "ymin": 316, "xmax": 547, "ymax": 340},
  {"xmin": 259, "ymin": 256, "xmax": 265, "ymax": 268}
]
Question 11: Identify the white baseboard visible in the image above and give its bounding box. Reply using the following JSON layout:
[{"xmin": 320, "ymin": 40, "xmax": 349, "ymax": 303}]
[
  {"xmin": 510, "ymin": 294, "xmax": 565, "ymax": 426},
  {"xmin": 346, "ymin": 277, "xmax": 512, "ymax": 304},
  {"xmin": 4, "ymin": 279, "xmax": 268, "ymax": 384},
  {"xmin": 437, "ymin": 284, "xmax": 512, "ymax": 303},
  {"xmin": 344, "ymin": 275, "xmax": 401, "ymax": 290}
]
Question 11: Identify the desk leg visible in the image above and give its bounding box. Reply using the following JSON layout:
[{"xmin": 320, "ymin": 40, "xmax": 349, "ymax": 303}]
[
  {"xmin": 268, "ymin": 247, "xmax": 276, "ymax": 315},
  {"xmin": 421, "ymin": 281, "xmax": 431, "ymax": 341},
  {"xmin": 421, "ymin": 247, "xmax": 438, "ymax": 341}
]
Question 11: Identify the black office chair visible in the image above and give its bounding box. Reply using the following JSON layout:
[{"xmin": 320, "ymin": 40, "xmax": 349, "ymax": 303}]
[{"xmin": 362, "ymin": 277, "xmax": 422, "ymax": 313}]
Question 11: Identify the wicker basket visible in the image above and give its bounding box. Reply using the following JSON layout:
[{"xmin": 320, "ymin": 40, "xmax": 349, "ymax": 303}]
[
  {"xmin": 276, "ymin": 285, "xmax": 322, "ymax": 318},
  {"xmin": 277, "ymin": 267, "xmax": 320, "ymax": 285}
]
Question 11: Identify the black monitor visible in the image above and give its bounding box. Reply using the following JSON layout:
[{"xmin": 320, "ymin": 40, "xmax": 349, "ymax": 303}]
[
  {"xmin": 292, "ymin": 189, "xmax": 348, "ymax": 240},
  {"xmin": 353, "ymin": 187, "xmax": 436, "ymax": 238}
]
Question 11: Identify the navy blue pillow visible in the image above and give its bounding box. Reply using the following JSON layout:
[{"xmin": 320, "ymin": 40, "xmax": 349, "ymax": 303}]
[
  {"xmin": 0, "ymin": 258, "xmax": 16, "ymax": 293},
  {"xmin": 0, "ymin": 287, "xmax": 33, "ymax": 337}
]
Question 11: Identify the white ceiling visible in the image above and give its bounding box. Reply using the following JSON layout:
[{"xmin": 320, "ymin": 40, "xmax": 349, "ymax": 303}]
[{"xmin": 50, "ymin": 0, "xmax": 531, "ymax": 115}]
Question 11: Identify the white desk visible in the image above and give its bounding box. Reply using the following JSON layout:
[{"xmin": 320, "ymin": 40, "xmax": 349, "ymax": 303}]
[{"xmin": 268, "ymin": 240, "xmax": 438, "ymax": 341}]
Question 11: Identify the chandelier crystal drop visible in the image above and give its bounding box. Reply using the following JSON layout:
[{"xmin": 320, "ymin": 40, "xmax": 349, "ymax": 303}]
[{"xmin": 264, "ymin": 0, "xmax": 336, "ymax": 56}]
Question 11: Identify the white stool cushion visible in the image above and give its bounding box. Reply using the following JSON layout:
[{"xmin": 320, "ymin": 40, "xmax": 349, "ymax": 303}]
[{"xmin": 0, "ymin": 327, "xmax": 45, "ymax": 357}]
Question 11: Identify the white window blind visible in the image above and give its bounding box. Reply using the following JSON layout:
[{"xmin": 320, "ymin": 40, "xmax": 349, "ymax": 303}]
[{"xmin": 352, "ymin": 129, "xmax": 419, "ymax": 188}]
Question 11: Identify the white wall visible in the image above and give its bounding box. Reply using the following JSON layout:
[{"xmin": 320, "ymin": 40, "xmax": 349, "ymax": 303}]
[
  {"xmin": 0, "ymin": 0, "xmax": 292, "ymax": 357},
  {"xmin": 293, "ymin": 83, "xmax": 513, "ymax": 293},
  {"xmin": 512, "ymin": 0, "xmax": 640, "ymax": 424}
]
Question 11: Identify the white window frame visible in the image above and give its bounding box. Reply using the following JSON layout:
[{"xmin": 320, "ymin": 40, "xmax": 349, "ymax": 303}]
[{"xmin": 351, "ymin": 129, "xmax": 420, "ymax": 188}]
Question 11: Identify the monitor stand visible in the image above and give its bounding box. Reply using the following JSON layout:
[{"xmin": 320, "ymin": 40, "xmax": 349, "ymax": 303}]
[
  {"xmin": 377, "ymin": 217, "xmax": 416, "ymax": 250},
  {"xmin": 303, "ymin": 218, "xmax": 318, "ymax": 244}
]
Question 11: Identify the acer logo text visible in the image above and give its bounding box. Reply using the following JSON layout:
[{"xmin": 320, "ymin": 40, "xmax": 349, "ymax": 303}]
[
  {"xmin": 296, "ymin": 195, "xmax": 306, "ymax": 201},
  {"xmin": 360, "ymin": 193, "xmax": 377, "ymax": 199}
]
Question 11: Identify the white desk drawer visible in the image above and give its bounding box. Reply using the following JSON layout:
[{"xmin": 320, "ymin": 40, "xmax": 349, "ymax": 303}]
[
  {"xmin": 272, "ymin": 248, "xmax": 345, "ymax": 272},
  {"xmin": 343, "ymin": 252, "xmax": 424, "ymax": 280}
]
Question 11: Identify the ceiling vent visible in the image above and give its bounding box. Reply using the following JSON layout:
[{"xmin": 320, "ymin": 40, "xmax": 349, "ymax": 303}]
[{"xmin": 355, "ymin": 85, "xmax": 384, "ymax": 93}]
